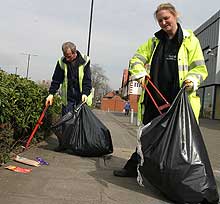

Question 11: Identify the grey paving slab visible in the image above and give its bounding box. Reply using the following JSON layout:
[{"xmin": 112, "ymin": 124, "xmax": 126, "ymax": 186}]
[{"xmin": 0, "ymin": 110, "xmax": 219, "ymax": 204}]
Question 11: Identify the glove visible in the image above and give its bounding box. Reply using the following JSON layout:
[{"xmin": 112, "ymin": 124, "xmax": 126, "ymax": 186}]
[
  {"xmin": 137, "ymin": 76, "xmax": 145, "ymax": 86},
  {"xmin": 81, "ymin": 94, "xmax": 88, "ymax": 103},
  {"xmin": 46, "ymin": 94, "xmax": 53, "ymax": 106},
  {"xmin": 184, "ymin": 79, "xmax": 194, "ymax": 92},
  {"xmin": 137, "ymin": 74, "xmax": 150, "ymax": 86}
]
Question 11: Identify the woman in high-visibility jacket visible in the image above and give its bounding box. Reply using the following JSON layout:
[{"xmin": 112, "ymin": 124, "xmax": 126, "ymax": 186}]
[{"xmin": 113, "ymin": 3, "xmax": 208, "ymax": 178}]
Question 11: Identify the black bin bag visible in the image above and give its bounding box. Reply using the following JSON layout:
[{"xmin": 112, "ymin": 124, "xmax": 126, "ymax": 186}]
[
  {"xmin": 52, "ymin": 103, "xmax": 113, "ymax": 157},
  {"xmin": 137, "ymin": 88, "xmax": 219, "ymax": 204}
]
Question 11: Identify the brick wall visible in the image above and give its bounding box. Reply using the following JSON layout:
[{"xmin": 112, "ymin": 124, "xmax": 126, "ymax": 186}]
[
  {"xmin": 101, "ymin": 94, "xmax": 139, "ymax": 112},
  {"xmin": 129, "ymin": 95, "xmax": 139, "ymax": 112},
  {"xmin": 101, "ymin": 95, "xmax": 125, "ymax": 112}
]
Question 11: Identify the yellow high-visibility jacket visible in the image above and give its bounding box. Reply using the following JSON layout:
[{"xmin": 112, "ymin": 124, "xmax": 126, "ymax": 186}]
[
  {"xmin": 129, "ymin": 29, "xmax": 208, "ymax": 122},
  {"xmin": 59, "ymin": 54, "xmax": 93, "ymax": 107}
]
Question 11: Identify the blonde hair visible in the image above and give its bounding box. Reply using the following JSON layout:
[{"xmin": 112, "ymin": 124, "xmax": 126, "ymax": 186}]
[{"xmin": 154, "ymin": 3, "xmax": 179, "ymax": 19}]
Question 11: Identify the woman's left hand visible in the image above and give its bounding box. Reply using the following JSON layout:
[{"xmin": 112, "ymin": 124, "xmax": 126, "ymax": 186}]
[{"xmin": 184, "ymin": 79, "xmax": 194, "ymax": 91}]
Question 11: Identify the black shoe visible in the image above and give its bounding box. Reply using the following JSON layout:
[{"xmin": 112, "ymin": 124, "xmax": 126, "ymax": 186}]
[
  {"xmin": 113, "ymin": 169, "xmax": 137, "ymax": 177},
  {"xmin": 54, "ymin": 145, "xmax": 66, "ymax": 152}
]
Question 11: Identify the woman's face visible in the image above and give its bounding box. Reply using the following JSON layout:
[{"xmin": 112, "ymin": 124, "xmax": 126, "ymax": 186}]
[{"xmin": 156, "ymin": 9, "xmax": 177, "ymax": 36}]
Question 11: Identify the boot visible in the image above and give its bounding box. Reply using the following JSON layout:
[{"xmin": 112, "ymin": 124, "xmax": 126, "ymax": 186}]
[{"xmin": 54, "ymin": 136, "xmax": 66, "ymax": 152}]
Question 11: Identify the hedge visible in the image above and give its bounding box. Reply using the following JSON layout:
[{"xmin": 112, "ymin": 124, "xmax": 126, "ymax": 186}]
[{"xmin": 0, "ymin": 70, "xmax": 61, "ymax": 164}]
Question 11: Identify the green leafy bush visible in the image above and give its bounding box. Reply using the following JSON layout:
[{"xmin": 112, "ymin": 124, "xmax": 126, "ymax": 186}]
[
  {"xmin": 0, "ymin": 126, "xmax": 14, "ymax": 164},
  {"xmin": 0, "ymin": 70, "xmax": 61, "ymax": 164}
]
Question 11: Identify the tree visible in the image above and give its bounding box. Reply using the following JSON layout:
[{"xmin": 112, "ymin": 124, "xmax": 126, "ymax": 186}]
[{"xmin": 90, "ymin": 64, "xmax": 111, "ymax": 104}]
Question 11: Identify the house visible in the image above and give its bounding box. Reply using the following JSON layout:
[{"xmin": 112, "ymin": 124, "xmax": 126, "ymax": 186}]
[
  {"xmin": 195, "ymin": 10, "xmax": 220, "ymax": 119},
  {"xmin": 120, "ymin": 68, "xmax": 142, "ymax": 112}
]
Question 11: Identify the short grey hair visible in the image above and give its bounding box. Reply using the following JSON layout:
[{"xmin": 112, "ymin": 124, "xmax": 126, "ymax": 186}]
[{"xmin": 62, "ymin": 42, "xmax": 76, "ymax": 54}]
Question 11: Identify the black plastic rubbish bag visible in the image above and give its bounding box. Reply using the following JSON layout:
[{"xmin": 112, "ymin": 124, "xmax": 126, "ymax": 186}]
[
  {"xmin": 137, "ymin": 88, "xmax": 219, "ymax": 204},
  {"xmin": 52, "ymin": 103, "xmax": 113, "ymax": 157}
]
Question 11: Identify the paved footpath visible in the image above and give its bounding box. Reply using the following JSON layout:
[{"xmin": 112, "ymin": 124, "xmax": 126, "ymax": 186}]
[{"xmin": 0, "ymin": 110, "xmax": 219, "ymax": 204}]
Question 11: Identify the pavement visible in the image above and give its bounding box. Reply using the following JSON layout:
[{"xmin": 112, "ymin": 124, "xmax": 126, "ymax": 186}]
[{"xmin": 0, "ymin": 110, "xmax": 220, "ymax": 204}]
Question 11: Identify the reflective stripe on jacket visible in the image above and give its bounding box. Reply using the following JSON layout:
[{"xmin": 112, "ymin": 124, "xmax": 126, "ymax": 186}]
[
  {"xmin": 58, "ymin": 54, "xmax": 93, "ymax": 106},
  {"xmin": 129, "ymin": 29, "xmax": 208, "ymax": 122}
]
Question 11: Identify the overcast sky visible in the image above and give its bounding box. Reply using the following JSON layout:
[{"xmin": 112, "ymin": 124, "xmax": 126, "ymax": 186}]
[{"xmin": 0, "ymin": 0, "xmax": 219, "ymax": 89}]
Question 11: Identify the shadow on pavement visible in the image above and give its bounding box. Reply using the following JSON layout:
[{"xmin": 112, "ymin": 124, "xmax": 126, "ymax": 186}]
[
  {"xmin": 39, "ymin": 134, "xmax": 58, "ymax": 151},
  {"xmin": 88, "ymin": 155, "xmax": 171, "ymax": 203},
  {"xmin": 39, "ymin": 134, "xmax": 171, "ymax": 203}
]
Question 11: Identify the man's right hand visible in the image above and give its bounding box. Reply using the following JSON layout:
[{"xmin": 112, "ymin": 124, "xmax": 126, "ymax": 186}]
[{"xmin": 46, "ymin": 94, "xmax": 53, "ymax": 106}]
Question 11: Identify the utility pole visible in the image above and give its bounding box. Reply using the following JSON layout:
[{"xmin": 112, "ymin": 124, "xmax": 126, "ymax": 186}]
[
  {"xmin": 15, "ymin": 67, "xmax": 18, "ymax": 75},
  {"xmin": 21, "ymin": 53, "xmax": 38, "ymax": 79},
  {"xmin": 87, "ymin": 0, "xmax": 94, "ymax": 56}
]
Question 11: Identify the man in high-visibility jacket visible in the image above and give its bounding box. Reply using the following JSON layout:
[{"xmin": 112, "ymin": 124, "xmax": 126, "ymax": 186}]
[
  {"xmin": 46, "ymin": 41, "xmax": 92, "ymax": 151},
  {"xmin": 113, "ymin": 3, "xmax": 208, "ymax": 177}
]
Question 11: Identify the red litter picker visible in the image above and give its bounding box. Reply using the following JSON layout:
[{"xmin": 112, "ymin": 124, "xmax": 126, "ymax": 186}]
[
  {"xmin": 142, "ymin": 76, "xmax": 171, "ymax": 115},
  {"xmin": 25, "ymin": 103, "xmax": 49, "ymax": 149}
]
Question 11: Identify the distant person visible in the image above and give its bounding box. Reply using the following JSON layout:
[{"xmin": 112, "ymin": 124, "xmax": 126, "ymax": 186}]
[
  {"xmin": 113, "ymin": 3, "xmax": 208, "ymax": 177},
  {"xmin": 124, "ymin": 101, "xmax": 131, "ymax": 116},
  {"xmin": 45, "ymin": 41, "xmax": 92, "ymax": 151}
]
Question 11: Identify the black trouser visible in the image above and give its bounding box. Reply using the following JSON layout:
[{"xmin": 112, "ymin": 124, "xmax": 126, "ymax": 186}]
[
  {"xmin": 123, "ymin": 100, "xmax": 160, "ymax": 172},
  {"xmin": 123, "ymin": 91, "xmax": 171, "ymax": 173},
  {"xmin": 124, "ymin": 151, "xmax": 139, "ymax": 174},
  {"xmin": 125, "ymin": 109, "xmax": 129, "ymax": 115}
]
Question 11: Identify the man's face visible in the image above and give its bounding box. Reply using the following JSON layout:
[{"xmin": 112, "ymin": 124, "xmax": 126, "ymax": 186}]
[{"xmin": 64, "ymin": 48, "xmax": 77, "ymax": 62}]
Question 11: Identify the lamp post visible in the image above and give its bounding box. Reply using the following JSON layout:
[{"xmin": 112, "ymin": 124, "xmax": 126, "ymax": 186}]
[
  {"xmin": 21, "ymin": 53, "xmax": 38, "ymax": 79},
  {"xmin": 15, "ymin": 67, "xmax": 18, "ymax": 75},
  {"xmin": 87, "ymin": 0, "xmax": 94, "ymax": 56}
]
